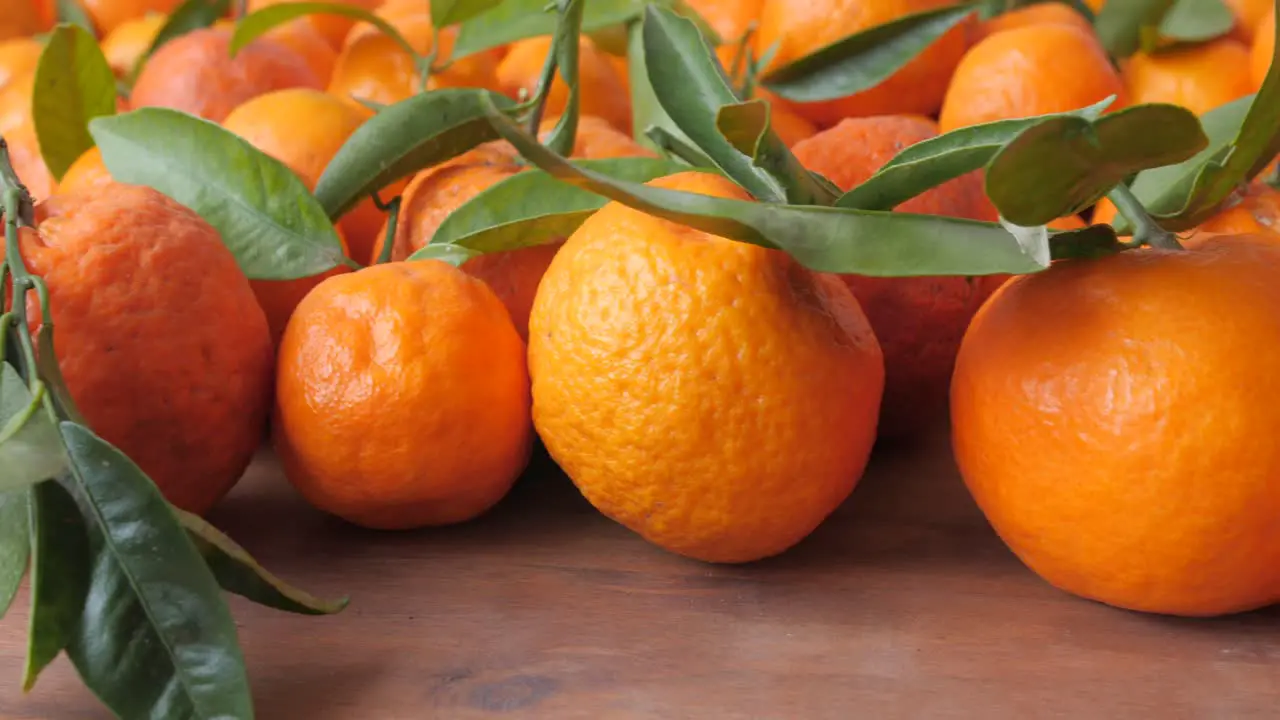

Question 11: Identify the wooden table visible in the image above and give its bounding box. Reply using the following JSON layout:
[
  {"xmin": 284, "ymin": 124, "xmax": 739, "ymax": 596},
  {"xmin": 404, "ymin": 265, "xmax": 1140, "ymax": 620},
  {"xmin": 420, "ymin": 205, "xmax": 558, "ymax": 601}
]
[{"xmin": 0, "ymin": 423, "xmax": 1277, "ymax": 719}]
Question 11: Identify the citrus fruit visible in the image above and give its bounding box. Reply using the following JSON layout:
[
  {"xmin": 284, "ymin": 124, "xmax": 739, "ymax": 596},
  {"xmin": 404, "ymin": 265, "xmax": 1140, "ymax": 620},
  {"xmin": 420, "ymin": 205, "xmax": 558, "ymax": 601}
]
[
  {"xmin": 376, "ymin": 115, "xmax": 650, "ymax": 341},
  {"xmin": 14, "ymin": 182, "xmax": 274, "ymax": 516},
  {"xmin": 245, "ymin": 0, "xmax": 380, "ymax": 49},
  {"xmin": 327, "ymin": 1, "xmax": 498, "ymax": 109},
  {"xmin": 1253, "ymin": 10, "xmax": 1275, "ymax": 90},
  {"xmin": 1227, "ymin": 0, "xmax": 1273, "ymax": 43},
  {"xmin": 6, "ymin": 120, "xmax": 55, "ymax": 202},
  {"xmin": 0, "ymin": 38, "xmax": 41, "ymax": 92},
  {"xmin": 495, "ymin": 35, "xmax": 631, "ymax": 134},
  {"xmin": 528, "ymin": 171, "xmax": 885, "ymax": 564},
  {"xmin": 79, "ymin": 0, "xmax": 180, "ymax": 37},
  {"xmin": 99, "ymin": 12, "xmax": 166, "ymax": 78},
  {"xmin": 261, "ymin": 20, "xmax": 338, "ymax": 86},
  {"xmin": 753, "ymin": 0, "xmax": 971, "ymax": 127},
  {"xmin": 1194, "ymin": 181, "xmax": 1279, "ymax": 236},
  {"xmin": 1122, "ymin": 38, "xmax": 1254, "ymax": 116},
  {"xmin": 58, "ymin": 147, "xmax": 113, "ymax": 194},
  {"xmin": 792, "ymin": 115, "xmax": 997, "ymax": 438},
  {"xmin": 952, "ymin": 235, "xmax": 1280, "ymax": 617},
  {"xmin": 0, "ymin": 69, "xmax": 35, "ymax": 133},
  {"xmin": 939, "ymin": 23, "xmax": 1125, "ymax": 132},
  {"xmin": 975, "ymin": 2, "xmax": 1093, "ymax": 42},
  {"xmin": 130, "ymin": 27, "xmax": 322, "ymax": 122},
  {"xmin": 273, "ymin": 260, "xmax": 533, "ymax": 530},
  {"xmin": 1, "ymin": 0, "xmax": 44, "ymax": 40}
]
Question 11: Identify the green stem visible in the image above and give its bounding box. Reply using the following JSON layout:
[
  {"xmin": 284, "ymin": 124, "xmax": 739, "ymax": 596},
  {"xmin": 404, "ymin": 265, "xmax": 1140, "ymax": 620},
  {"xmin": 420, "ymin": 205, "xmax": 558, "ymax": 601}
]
[
  {"xmin": 1107, "ymin": 183, "xmax": 1183, "ymax": 250},
  {"xmin": 374, "ymin": 196, "xmax": 401, "ymax": 266},
  {"xmin": 727, "ymin": 24, "xmax": 757, "ymax": 98},
  {"xmin": 525, "ymin": 24, "xmax": 564, "ymax": 136}
]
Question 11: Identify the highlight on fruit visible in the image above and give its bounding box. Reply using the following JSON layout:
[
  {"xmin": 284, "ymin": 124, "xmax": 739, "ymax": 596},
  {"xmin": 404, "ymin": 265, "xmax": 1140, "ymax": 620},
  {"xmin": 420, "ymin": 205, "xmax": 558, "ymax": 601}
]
[{"xmin": 0, "ymin": 0, "xmax": 1278, "ymax": 716}]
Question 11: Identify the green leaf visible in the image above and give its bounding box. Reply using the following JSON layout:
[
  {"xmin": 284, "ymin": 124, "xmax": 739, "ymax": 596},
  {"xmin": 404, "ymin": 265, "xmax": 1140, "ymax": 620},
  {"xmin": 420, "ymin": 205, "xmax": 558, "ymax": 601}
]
[
  {"xmin": 179, "ymin": 509, "xmax": 348, "ymax": 616},
  {"xmin": 985, "ymin": 103, "xmax": 1208, "ymax": 226},
  {"xmin": 431, "ymin": 157, "xmax": 688, "ymax": 251},
  {"xmin": 974, "ymin": 0, "xmax": 1096, "ymax": 23},
  {"xmin": 23, "ymin": 479, "xmax": 90, "ymax": 691},
  {"xmin": 143, "ymin": 0, "xmax": 232, "ymax": 64},
  {"xmin": 1045, "ymin": 223, "xmax": 1128, "ymax": 260},
  {"xmin": 55, "ymin": 0, "xmax": 96, "ymax": 35},
  {"xmin": 90, "ymin": 107, "xmax": 348, "ymax": 282},
  {"xmin": 540, "ymin": 0, "xmax": 585, "ymax": 157},
  {"xmin": 31, "ymin": 24, "xmax": 117, "ymax": 181},
  {"xmin": 230, "ymin": 2, "xmax": 419, "ymax": 59},
  {"xmin": 60, "ymin": 422, "xmax": 253, "ymax": 720},
  {"xmin": 759, "ymin": 5, "xmax": 975, "ymax": 104},
  {"xmin": 836, "ymin": 96, "xmax": 1116, "ymax": 211},
  {"xmin": 642, "ymin": 5, "xmax": 829, "ymax": 205},
  {"xmin": 714, "ymin": 99, "xmax": 839, "ymax": 205},
  {"xmin": 314, "ymin": 88, "xmax": 516, "ymax": 221},
  {"xmin": 0, "ymin": 367, "xmax": 65, "ymax": 493},
  {"xmin": 1132, "ymin": 16, "xmax": 1280, "ymax": 230},
  {"xmin": 0, "ymin": 490, "xmax": 30, "ymax": 621},
  {"xmin": 1157, "ymin": 0, "xmax": 1234, "ymax": 43},
  {"xmin": 626, "ymin": 15, "xmax": 693, "ymax": 158},
  {"xmin": 431, "ymin": 0, "xmax": 504, "ymax": 28},
  {"xmin": 453, "ymin": 0, "xmax": 647, "ymax": 59},
  {"xmin": 484, "ymin": 96, "xmax": 1051, "ymax": 277},
  {"xmin": 1093, "ymin": 0, "xmax": 1176, "ymax": 57},
  {"xmin": 406, "ymin": 243, "xmax": 483, "ymax": 267}
]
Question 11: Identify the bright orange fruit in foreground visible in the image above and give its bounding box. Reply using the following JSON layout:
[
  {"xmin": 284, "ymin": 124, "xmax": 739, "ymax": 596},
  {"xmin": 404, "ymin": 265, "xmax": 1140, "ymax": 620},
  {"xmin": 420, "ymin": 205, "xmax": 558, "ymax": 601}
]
[
  {"xmin": 273, "ymin": 260, "xmax": 533, "ymax": 530},
  {"xmin": 496, "ymin": 35, "xmax": 632, "ymax": 134},
  {"xmin": 529, "ymin": 171, "xmax": 885, "ymax": 564},
  {"xmin": 975, "ymin": 2, "xmax": 1092, "ymax": 42},
  {"xmin": 952, "ymin": 235, "xmax": 1280, "ymax": 617},
  {"xmin": 130, "ymin": 28, "xmax": 322, "ymax": 122},
  {"xmin": 14, "ymin": 183, "xmax": 274, "ymax": 516},
  {"xmin": 792, "ymin": 115, "xmax": 997, "ymax": 438},
  {"xmin": 377, "ymin": 115, "xmax": 651, "ymax": 341},
  {"xmin": 940, "ymin": 23, "xmax": 1125, "ymax": 132},
  {"xmin": 1122, "ymin": 38, "xmax": 1254, "ymax": 117},
  {"xmin": 753, "ymin": 0, "xmax": 971, "ymax": 127}
]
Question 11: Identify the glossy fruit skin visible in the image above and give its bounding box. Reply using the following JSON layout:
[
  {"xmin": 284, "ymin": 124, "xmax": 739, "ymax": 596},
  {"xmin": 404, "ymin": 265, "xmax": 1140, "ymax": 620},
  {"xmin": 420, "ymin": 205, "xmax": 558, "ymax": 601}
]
[
  {"xmin": 375, "ymin": 115, "xmax": 651, "ymax": 341},
  {"xmin": 528, "ymin": 171, "xmax": 885, "ymax": 564},
  {"xmin": 273, "ymin": 260, "xmax": 532, "ymax": 530},
  {"xmin": 753, "ymin": 0, "xmax": 970, "ymax": 127},
  {"xmin": 1227, "ymin": 0, "xmax": 1274, "ymax": 43},
  {"xmin": 974, "ymin": 2, "xmax": 1092, "ymax": 42},
  {"xmin": 1122, "ymin": 38, "xmax": 1254, "ymax": 117},
  {"xmin": 130, "ymin": 28, "xmax": 322, "ymax": 122},
  {"xmin": 99, "ymin": 12, "xmax": 166, "ymax": 78},
  {"xmin": 15, "ymin": 183, "xmax": 274, "ymax": 516},
  {"xmin": 939, "ymin": 23, "xmax": 1125, "ymax": 132},
  {"xmin": 1194, "ymin": 181, "xmax": 1280, "ymax": 236},
  {"xmin": 793, "ymin": 115, "xmax": 997, "ymax": 439},
  {"xmin": 951, "ymin": 235, "xmax": 1280, "ymax": 617}
]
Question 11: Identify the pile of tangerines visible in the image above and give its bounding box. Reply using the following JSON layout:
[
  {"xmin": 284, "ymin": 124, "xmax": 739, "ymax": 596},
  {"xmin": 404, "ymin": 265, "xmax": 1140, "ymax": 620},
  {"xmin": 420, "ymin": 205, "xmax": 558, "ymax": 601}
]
[{"xmin": 3, "ymin": 0, "xmax": 1280, "ymax": 625}]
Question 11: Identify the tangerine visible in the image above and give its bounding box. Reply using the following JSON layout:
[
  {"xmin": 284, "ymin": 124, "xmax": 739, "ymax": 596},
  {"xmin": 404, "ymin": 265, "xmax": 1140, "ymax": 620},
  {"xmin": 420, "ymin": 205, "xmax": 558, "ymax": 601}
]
[{"xmin": 1122, "ymin": 38, "xmax": 1254, "ymax": 116}]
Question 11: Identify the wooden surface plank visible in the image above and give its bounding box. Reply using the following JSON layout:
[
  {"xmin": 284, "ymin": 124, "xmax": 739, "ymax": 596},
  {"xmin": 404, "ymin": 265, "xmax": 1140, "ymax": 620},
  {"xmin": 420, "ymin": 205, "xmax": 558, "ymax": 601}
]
[{"xmin": 0, "ymin": 424, "xmax": 1277, "ymax": 719}]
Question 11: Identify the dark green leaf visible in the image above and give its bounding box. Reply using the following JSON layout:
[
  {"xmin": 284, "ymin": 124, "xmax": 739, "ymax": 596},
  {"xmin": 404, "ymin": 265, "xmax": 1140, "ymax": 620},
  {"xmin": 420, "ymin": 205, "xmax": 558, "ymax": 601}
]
[
  {"xmin": 644, "ymin": 125, "xmax": 720, "ymax": 169},
  {"xmin": 23, "ymin": 479, "xmax": 90, "ymax": 691},
  {"xmin": 179, "ymin": 509, "xmax": 348, "ymax": 616},
  {"xmin": 314, "ymin": 88, "xmax": 515, "ymax": 221},
  {"xmin": 406, "ymin": 243, "xmax": 483, "ymax": 267},
  {"xmin": 431, "ymin": 157, "xmax": 688, "ymax": 251},
  {"xmin": 55, "ymin": 1, "xmax": 96, "ymax": 35},
  {"xmin": 715, "ymin": 100, "xmax": 769, "ymax": 159},
  {"xmin": 453, "ymin": 0, "xmax": 647, "ymax": 59},
  {"xmin": 541, "ymin": 0, "xmax": 584, "ymax": 157},
  {"xmin": 431, "ymin": 0, "xmax": 504, "ymax": 28},
  {"xmin": 627, "ymin": 15, "xmax": 694, "ymax": 158},
  {"xmin": 1047, "ymin": 223, "xmax": 1127, "ymax": 261},
  {"xmin": 1158, "ymin": 0, "xmax": 1234, "ymax": 43},
  {"xmin": 1133, "ymin": 16, "xmax": 1280, "ymax": 230},
  {"xmin": 643, "ymin": 5, "xmax": 831, "ymax": 205},
  {"xmin": 143, "ymin": 0, "xmax": 232, "ymax": 63},
  {"xmin": 974, "ymin": 0, "xmax": 1096, "ymax": 23},
  {"xmin": 716, "ymin": 100, "xmax": 839, "ymax": 205},
  {"xmin": 31, "ymin": 24, "xmax": 117, "ymax": 181},
  {"xmin": 760, "ymin": 5, "xmax": 975, "ymax": 103},
  {"xmin": 837, "ymin": 97, "xmax": 1115, "ymax": 211},
  {"xmin": 1093, "ymin": 0, "xmax": 1176, "ymax": 57},
  {"xmin": 485, "ymin": 96, "xmax": 1051, "ymax": 276},
  {"xmin": 90, "ymin": 107, "xmax": 348, "ymax": 281},
  {"xmin": 230, "ymin": 2, "xmax": 418, "ymax": 59},
  {"xmin": 0, "ymin": 366, "xmax": 64, "ymax": 493},
  {"xmin": 0, "ymin": 490, "xmax": 30, "ymax": 621},
  {"xmin": 985, "ymin": 103, "xmax": 1208, "ymax": 226},
  {"xmin": 60, "ymin": 422, "xmax": 253, "ymax": 720}
]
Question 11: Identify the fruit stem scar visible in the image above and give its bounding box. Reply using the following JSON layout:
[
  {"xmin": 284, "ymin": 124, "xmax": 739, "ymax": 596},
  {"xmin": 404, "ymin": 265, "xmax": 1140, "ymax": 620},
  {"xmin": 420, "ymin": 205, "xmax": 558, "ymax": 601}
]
[{"xmin": 1107, "ymin": 183, "xmax": 1184, "ymax": 251}]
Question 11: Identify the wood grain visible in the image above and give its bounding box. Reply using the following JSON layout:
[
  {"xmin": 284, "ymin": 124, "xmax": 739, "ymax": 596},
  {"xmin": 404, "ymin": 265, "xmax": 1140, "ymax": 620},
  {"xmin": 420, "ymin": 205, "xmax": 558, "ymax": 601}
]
[{"xmin": 0, "ymin": 422, "xmax": 1277, "ymax": 719}]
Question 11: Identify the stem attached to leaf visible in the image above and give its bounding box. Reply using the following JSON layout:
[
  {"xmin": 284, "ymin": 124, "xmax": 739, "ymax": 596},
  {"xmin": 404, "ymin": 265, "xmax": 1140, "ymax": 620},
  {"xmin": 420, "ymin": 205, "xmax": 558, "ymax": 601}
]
[
  {"xmin": 1107, "ymin": 183, "xmax": 1184, "ymax": 250},
  {"xmin": 525, "ymin": 38, "xmax": 561, "ymax": 137},
  {"xmin": 373, "ymin": 194, "xmax": 401, "ymax": 266}
]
